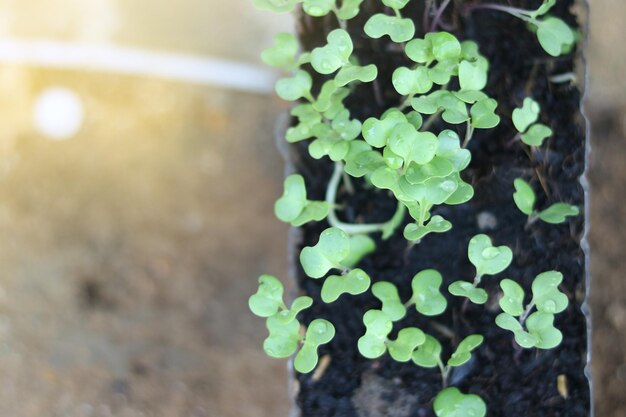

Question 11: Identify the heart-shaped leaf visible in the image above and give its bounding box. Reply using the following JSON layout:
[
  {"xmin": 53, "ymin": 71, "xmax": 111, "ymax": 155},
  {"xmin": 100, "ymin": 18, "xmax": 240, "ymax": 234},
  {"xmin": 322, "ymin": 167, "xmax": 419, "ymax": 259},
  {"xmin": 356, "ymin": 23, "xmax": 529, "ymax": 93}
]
[
  {"xmin": 411, "ymin": 90, "xmax": 446, "ymax": 114},
  {"xmin": 392, "ymin": 66, "xmax": 433, "ymax": 96},
  {"xmin": 428, "ymin": 59, "xmax": 458, "ymax": 85},
  {"xmin": 336, "ymin": 0, "xmax": 365, "ymax": 19},
  {"xmin": 302, "ymin": 0, "xmax": 334, "ymax": 17},
  {"xmin": 291, "ymin": 201, "xmax": 330, "ymax": 226},
  {"xmin": 405, "ymin": 157, "xmax": 455, "ymax": 184},
  {"xmin": 444, "ymin": 174, "xmax": 474, "ymax": 205},
  {"xmin": 538, "ymin": 203, "xmax": 580, "ymax": 224},
  {"xmin": 387, "ymin": 123, "xmax": 438, "ymax": 166},
  {"xmin": 249, "ymin": 274, "xmax": 285, "ymax": 317},
  {"xmin": 448, "ymin": 281, "xmax": 488, "ymax": 304},
  {"xmin": 342, "ymin": 235, "xmax": 377, "ymax": 268},
  {"xmin": 275, "ymin": 70, "xmax": 313, "ymax": 101},
  {"xmin": 275, "ymin": 174, "xmax": 308, "ymax": 222},
  {"xmin": 526, "ymin": 312, "xmax": 562, "ymax": 349},
  {"xmin": 372, "ymin": 281, "xmax": 407, "ymax": 321},
  {"xmin": 358, "ymin": 310, "xmax": 393, "ymax": 359},
  {"xmin": 410, "ymin": 269, "xmax": 448, "ymax": 316},
  {"xmin": 433, "ymin": 387, "xmax": 486, "ymax": 417},
  {"xmin": 262, "ymin": 32, "xmax": 299, "ymax": 69},
  {"xmin": 425, "ymin": 31, "xmax": 462, "ymax": 61},
  {"xmin": 521, "ymin": 123, "xmax": 553, "ymax": 146},
  {"xmin": 438, "ymin": 92, "xmax": 469, "ymax": 125},
  {"xmin": 382, "ymin": 0, "xmax": 410, "ymax": 9},
  {"xmin": 362, "ymin": 109, "xmax": 407, "ymax": 148},
  {"xmin": 513, "ymin": 178, "xmax": 536, "ymax": 216},
  {"xmin": 447, "ymin": 334, "xmax": 483, "ymax": 367},
  {"xmin": 335, "ymin": 63, "xmax": 378, "ymax": 87},
  {"xmin": 404, "ymin": 216, "xmax": 452, "ymax": 242},
  {"xmin": 436, "ymin": 130, "xmax": 471, "ymax": 171},
  {"xmin": 531, "ymin": 271, "xmax": 568, "ymax": 314},
  {"xmin": 311, "ymin": 29, "xmax": 353, "ymax": 75},
  {"xmin": 364, "ymin": 14, "xmax": 415, "ymax": 43},
  {"xmin": 412, "ymin": 334, "xmax": 442, "ymax": 368},
  {"xmin": 294, "ymin": 319, "xmax": 335, "ymax": 373},
  {"xmin": 468, "ymin": 234, "xmax": 513, "ymax": 277},
  {"xmin": 405, "ymin": 38, "xmax": 434, "ymax": 64},
  {"xmin": 512, "ymin": 98, "xmax": 540, "ymax": 133},
  {"xmin": 343, "ymin": 142, "xmax": 385, "ymax": 177},
  {"xmin": 387, "ymin": 327, "xmax": 426, "ymax": 362},
  {"xmin": 470, "ymin": 98, "xmax": 500, "ymax": 129},
  {"xmin": 321, "ymin": 268, "xmax": 371, "ymax": 303},
  {"xmin": 499, "ymin": 278, "xmax": 525, "ymax": 316},
  {"xmin": 274, "ymin": 296, "xmax": 313, "ymax": 324},
  {"xmin": 264, "ymin": 315, "xmax": 301, "ymax": 358},
  {"xmin": 300, "ymin": 227, "xmax": 350, "ymax": 278},
  {"xmin": 458, "ymin": 59, "xmax": 488, "ymax": 91},
  {"xmin": 536, "ymin": 17, "xmax": 576, "ymax": 57}
]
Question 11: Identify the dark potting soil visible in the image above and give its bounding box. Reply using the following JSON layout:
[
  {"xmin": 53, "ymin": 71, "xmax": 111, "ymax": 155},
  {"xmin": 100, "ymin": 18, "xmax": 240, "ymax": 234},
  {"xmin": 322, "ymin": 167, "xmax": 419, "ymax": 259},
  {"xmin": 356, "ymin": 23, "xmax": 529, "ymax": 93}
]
[{"xmin": 289, "ymin": 1, "xmax": 590, "ymax": 416}]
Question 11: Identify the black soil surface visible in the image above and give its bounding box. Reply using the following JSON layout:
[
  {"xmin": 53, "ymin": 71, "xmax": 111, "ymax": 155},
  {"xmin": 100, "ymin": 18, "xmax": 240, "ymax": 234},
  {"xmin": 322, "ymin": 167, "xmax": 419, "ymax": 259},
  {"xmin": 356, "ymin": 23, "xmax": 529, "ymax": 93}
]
[{"xmin": 289, "ymin": 1, "xmax": 589, "ymax": 416}]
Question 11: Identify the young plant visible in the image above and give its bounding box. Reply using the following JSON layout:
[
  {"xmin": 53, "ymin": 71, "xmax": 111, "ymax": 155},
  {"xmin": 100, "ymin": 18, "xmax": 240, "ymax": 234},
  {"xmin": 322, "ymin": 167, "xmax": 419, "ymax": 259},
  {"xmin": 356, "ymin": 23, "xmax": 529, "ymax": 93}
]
[
  {"xmin": 275, "ymin": 174, "xmax": 330, "ymax": 226},
  {"xmin": 465, "ymin": 0, "xmax": 576, "ymax": 57},
  {"xmin": 448, "ymin": 234, "xmax": 513, "ymax": 304},
  {"xmin": 512, "ymin": 97, "xmax": 553, "ymax": 146},
  {"xmin": 434, "ymin": 387, "xmax": 487, "ymax": 417},
  {"xmin": 496, "ymin": 271, "xmax": 568, "ymax": 349},
  {"xmin": 513, "ymin": 178, "xmax": 580, "ymax": 224}
]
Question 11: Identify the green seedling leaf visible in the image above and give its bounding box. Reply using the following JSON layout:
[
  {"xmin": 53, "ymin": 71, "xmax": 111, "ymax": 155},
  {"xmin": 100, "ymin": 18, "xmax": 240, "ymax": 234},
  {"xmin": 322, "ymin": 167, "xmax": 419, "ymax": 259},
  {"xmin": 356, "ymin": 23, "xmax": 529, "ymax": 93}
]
[
  {"xmin": 294, "ymin": 319, "xmax": 335, "ymax": 373},
  {"xmin": 336, "ymin": 0, "xmax": 365, "ymax": 19},
  {"xmin": 531, "ymin": 271, "xmax": 568, "ymax": 314},
  {"xmin": 249, "ymin": 274, "xmax": 285, "ymax": 317},
  {"xmin": 425, "ymin": 31, "xmax": 462, "ymax": 61},
  {"xmin": 404, "ymin": 216, "xmax": 452, "ymax": 243},
  {"xmin": 436, "ymin": 130, "xmax": 471, "ymax": 171},
  {"xmin": 300, "ymin": 227, "xmax": 350, "ymax": 278},
  {"xmin": 302, "ymin": 0, "xmax": 334, "ymax": 17},
  {"xmin": 382, "ymin": 0, "xmax": 410, "ymax": 9},
  {"xmin": 458, "ymin": 59, "xmax": 488, "ymax": 91},
  {"xmin": 468, "ymin": 234, "xmax": 513, "ymax": 277},
  {"xmin": 292, "ymin": 201, "xmax": 330, "ymax": 226},
  {"xmin": 371, "ymin": 166, "xmax": 401, "ymax": 193},
  {"xmin": 387, "ymin": 123, "xmax": 438, "ymax": 166},
  {"xmin": 262, "ymin": 32, "xmax": 299, "ymax": 69},
  {"xmin": 470, "ymin": 98, "xmax": 500, "ymax": 129},
  {"xmin": 444, "ymin": 174, "xmax": 474, "ymax": 205},
  {"xmin": 499, "ymin": 278, "xmax": 525, "ymax": 316},
  {"xmin": 454, "ymin": 90, "xmax": 488, "ymax": 104},
  {"xmin": 536, "ymin": 17, "xmax": 576, "ymax": 57},
  {"xmin": 343, "ymin": 142, "xmax": 385, "ymax": 177},
  {"xmin": 410, "ymin": 269, "xmax": 447, "ymax": 316},
  {"xmin": 538, "ymin": 203, "xmax": 580, "ymax": 224},
  {"xmin": 275, "ymin": 70, "xmax": 313, "ymax": 101},
  {"xmin": 512, "ymin": 98, "xmax": 540, "ymax": 133},
  {"xmin": 521, "ymin": 123, "xmax": 552, "ymax": 146},
  {"xmin": 428, "ymin": 59, "xmax": 458, "ymax": 86},
  {"xmin": 264, "ymin": 315, "xmax": 301, "ymax": 358},
  {"xmin": 364, "ymin": 14, "xmax": 415, "ymax": 43},
  {"xmin": 513, "ymin": 178, "xmax": 536, "ymax": 216},
  {"xmin": 438, "ymin": 92, "xmax": 469, "ymax": 125},
  {"xmin": 313, "ymin": 81, "xmax": 339, "ymax": 113},
  {"xmin": 411, "ymin": 90, "xmax": 446, "ymax": 114},
  {"xmin": 495, "ymin": 313, "xmax": 537, "ymax": 348},
  {"xmin": 448, "ymin": 334, "xmax": 484, "ymax": 367},
  {"xmin": 275, "ymin": 296, "xmax": 313, "ymax": 324},
  {"xmin": 526, "ymin": 312, "xmax": 562, "ymax": 349},
  {"xmin": 358, "ymin": 310, "xmax": 393, "ymax": 359},
  {"xmin": 383, "ymin": 146, "xmax": 404, "ymax": 170},
  {"xmin": 406, "ymin": 111, "xmax": 423, "ymax": 130},
  {"xmin": 362, "ymin": 109, "xmax": 407, "ymax": 148},
  {"xmin": 387, "ymin": 327, "xmax": 426, "ymax": 362},
  {"xmin": 311, "ymin": 29, "xmax": 353, "ymax": 75},
  {"xmin": 342, "ymin": 235, "xmax": 377, "ymax": 268},
  {"xmin": 254, "ymin": 0, "xmax": 300, "ymax": 13},
  {"xmin": 460, "ymin": 40, "xmax": 480, "ymax": 60},
  {"xmin": 335, "ymin": 63, "xmax": 378, "ymax": 87},
  {"xmin": 398, "ymin": 175, "xmax": 458, "ymax": 206},
  {"xmin": 412, "ymin": 334, "xmax": 442, "ymax": 368},
  {"xmin": 405, "ymin": 38, "xmax": 434, "ymax": 64},
  {"xmin": 321, "ymin": 268, "xmax": 371, "ymax": 303},
  {"xmin": 392, "ymin": 66, "xmax": 433, "ymax": 96},
  {"xmin": 372, "ymin": 281, "xmax": 407, "ymax": 321},
  {"xmin": 287, "ymin": 104, "xmax": 322, "ymax": 142},
  {"xmin": 275, "ymin": 174, "xmax": 307, "ymax": 222},
  {"xmin": 433, "ymin": 387, "xmax": 487, "ymax": 417},
  {"xmin": 405, "ymin": 157, "xmax": 455, "ymax": 184},
  {"xmin": 448, "ymin": 281, "xmax": 488, "ymax": 304}
]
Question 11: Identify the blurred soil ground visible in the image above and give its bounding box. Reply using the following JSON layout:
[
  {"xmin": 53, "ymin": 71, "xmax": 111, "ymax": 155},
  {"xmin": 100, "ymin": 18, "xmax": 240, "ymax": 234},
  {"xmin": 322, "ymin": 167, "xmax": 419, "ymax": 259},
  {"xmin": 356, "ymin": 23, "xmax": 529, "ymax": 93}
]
[{"xmin": 0, "ymin": 0, "xmax": 622, "ymax": 416}]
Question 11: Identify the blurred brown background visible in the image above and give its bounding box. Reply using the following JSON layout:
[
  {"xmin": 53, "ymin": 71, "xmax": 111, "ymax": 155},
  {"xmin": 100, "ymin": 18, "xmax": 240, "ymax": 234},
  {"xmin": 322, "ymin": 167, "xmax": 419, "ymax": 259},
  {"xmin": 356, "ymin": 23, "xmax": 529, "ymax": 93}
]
[{"xmin": 0, "ymin": 1, "xmax": 622, "ymax": 416}]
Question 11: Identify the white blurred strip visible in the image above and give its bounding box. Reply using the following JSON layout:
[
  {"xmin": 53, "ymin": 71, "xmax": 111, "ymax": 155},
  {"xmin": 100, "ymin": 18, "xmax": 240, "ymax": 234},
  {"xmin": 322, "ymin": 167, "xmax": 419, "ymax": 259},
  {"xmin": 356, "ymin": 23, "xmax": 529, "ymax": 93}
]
[{"xmin": 0, "ymin": 38, "xmax": 276, "ymax": 94}]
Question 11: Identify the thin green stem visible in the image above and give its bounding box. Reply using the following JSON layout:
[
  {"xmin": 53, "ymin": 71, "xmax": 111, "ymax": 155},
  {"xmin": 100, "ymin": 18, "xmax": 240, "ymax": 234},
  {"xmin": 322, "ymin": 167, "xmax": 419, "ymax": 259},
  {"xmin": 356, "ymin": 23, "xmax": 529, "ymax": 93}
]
[
  {"xmin": 462, "ymin": 119, "xmax": 474, "ymax": 148},
  {"xmin": 519, "ymin": 301, "xmax": 536, "ymax": 326}
]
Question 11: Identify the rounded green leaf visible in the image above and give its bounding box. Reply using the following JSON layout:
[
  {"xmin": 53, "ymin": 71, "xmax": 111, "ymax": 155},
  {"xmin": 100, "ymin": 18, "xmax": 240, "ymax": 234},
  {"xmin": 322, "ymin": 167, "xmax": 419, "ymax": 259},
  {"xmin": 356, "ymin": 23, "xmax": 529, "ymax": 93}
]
[
  {"xmin": 531, "ymin": 271, "xmax": 568, "ymax": 314},
  {"xmin": 468, "ymin": 234, "xmax": 513, "ymax": 277},
  {"xmin": 311, "ymin": 29, "xmax": 353, "ymax": 75},
  {"xmin": 336, "ymin": 0, "xmax": 365, "ymax": 19},
  {"xmin": 364, "ymin": 14, "xmax": 415, "ymax": 43},
  {"xmin": 404, "ymin": 215, "xmax": 452, "ymax": 242},
  {"xmin": 388, "ymin": 123, "xmax": 438, "ymax": 166},
  {"xmin": 275, "ymin": 70, "xmax": 313, "ymax": 101},
  {"xmin": 275, "ymin": 174, "xmax": 307, "ymax": 222},
  {"xmin": 448, "ymin": 281, "xmax": 488, "ymax": 304},
  {"xmin": 405, "ymin": 38, "xmax": 433, "ymax": 63},
  {"xmin": 335, "ymin": 63, "xmax": 378, "ymax": 87},
  {"xmin": 382, "ymin": 0, "xmax": 410, "ymax": 9},
  {"xmin": 362, "ymin": 109, "xmax": 407, "ymax": 148},
  {"xmin": 372, "ymin": 281, "xmax": 406, "ymax": 321},
  {"xmin": 536, "ymin": 17, "xmax": 576, "ymax": 57},
  {"xmin": 249, "ymin": 274, "xmax": 285, "ymax": 317},
  {"xmin": 458, "ymin": 59, "xmax": 488, "ymax": 91},
  {"xmin": 342, "ymin": 235, "xmax": 377, "ymax": 268},
  {"xmin": 436, "ymin": 130, "xmax": 471, "ymax": 171},
  {"xmin": 526, "ymin": 312, "xmax": 563, "ymax": 349},
  {"xmin": 538, "ymin": 203, "xmax": 580, "ymax": 224},
  {"xmin": 294, "ymin": 319, "xmax": 335, "ymax": 373},
  {"xmin": 499, "ymin": 279, "xmax": 525, "ymax": 317},
  {"xmin": 387, "ymin": 327, "xmax": 426, "ymax": 362},
  {"xmin": 447, "ymin": 334, "xmax": 484, "ymax": 367},
  {"xmin": 275, "ymin": 296, "xmax": 313, "ymax": 324},
  {"xmin": 358, "ymin": 310, "xmax": 393, "ymax": 359},
  {"xmin": 513, "ymin": 178, "xmax": 536, "ymax": 216},
  {"xmin": 321, "ymin": 268, "xmax": 371, "ymax": 303},
  {"xmin": 291, "ymin": 201, "xmax": 330, "ymax": 227},
  {"xmin": 410, "ymin": 269, "xmax": 448, "ymax": 316},
  {"xmin": 512, "ymin": 98, "xmax": 540, "ymax": 133},
  {"xmin": 261, "ymin": 32, "xmax": 299, "ymax": 68},
  {"xmin": 426, "ymin": 32, "xmax": 462, "ymax": 61},
  {"xmin": 411, "ymin": 334, "xmax": 442, "ymax": 368},
  {"xmin": 444, "ymin": 175, "xmax": 474, "ymax": 205},
  {"xmin": 264, "ymin": 315, "xmax": 301, "ymax": 358},
  {"xmin": 302, "ymin": 0, "xmax": 334, "ymax": 17},
  {"xmin": 521, "ymin": 123, "xmax": 553, "ymax": 146},
  {"xmin": 470, "ymin": 98, "xmax": 500, "ymax": 129},
  {"xmin": 300, "ymin": 227, "xmax": 350, "ymax": 278},
  {"xmin": 428, "ymin": 59, "xmax": 458, "ymax": 86},
  {"xmin": 392, "ymin": 66, "xmax": 433, "ymax": 96},
  {"xmin": 433, "ymin": 387, "xmax": 486, "ymax": 417},
  {"xmin": 405, "ymin": 157, "xmax": 455, "ymax": 185},
  {"xmin": 438, "ymin": 92, "xmax": 469, "ymax": 124},
  {"xmin": 253, "ymin": 0, "xmax": 300, "ymax": 13},
  {"xmin": 495, "ymin": 312, "xmax": 523, "ymax": 332}
]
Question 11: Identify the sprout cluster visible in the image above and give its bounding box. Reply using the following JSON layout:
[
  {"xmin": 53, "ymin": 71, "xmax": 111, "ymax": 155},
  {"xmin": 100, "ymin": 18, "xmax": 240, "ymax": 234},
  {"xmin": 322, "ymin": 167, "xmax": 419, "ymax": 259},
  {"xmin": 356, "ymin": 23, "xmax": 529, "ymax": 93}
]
[{"xmin": 250, "ymin": 1, "xmax": 580, "ymax": 415}]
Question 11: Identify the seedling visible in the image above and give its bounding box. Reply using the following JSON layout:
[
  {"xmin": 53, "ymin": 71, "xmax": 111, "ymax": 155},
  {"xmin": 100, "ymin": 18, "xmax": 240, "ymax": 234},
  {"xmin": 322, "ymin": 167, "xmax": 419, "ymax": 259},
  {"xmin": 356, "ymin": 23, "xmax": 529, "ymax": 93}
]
[
  {"xmin": 496, "ymin": 271, "xmax": 568, "ymax": 349},
  {"xmin": 449, "ymin": 234, "xmax": 513, "ymax": 304},
  {"xmin": 434, "ymin": 387, "xmax": 487, "ymax": 417},
  {"xmin": 513, "ymin": 178, "xmax": 580, "ymax": 224},
  {"xmin": 512, "ymin": 98, "xmax": 553, "ymax": 146},
  {"xmin": 321, "ymin": 268, "xmax": 371, "ymax": 303},
  {"xmin": 275, "ymin": 174, "xmax": 330, "ymax": 226},
  {"xmin": 364, "ymin": 0, "xmax": 415, "ymax": 43},
  {"xmin": 406, "ymin": 269, "xmax": 448, "ymax": 316}
]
